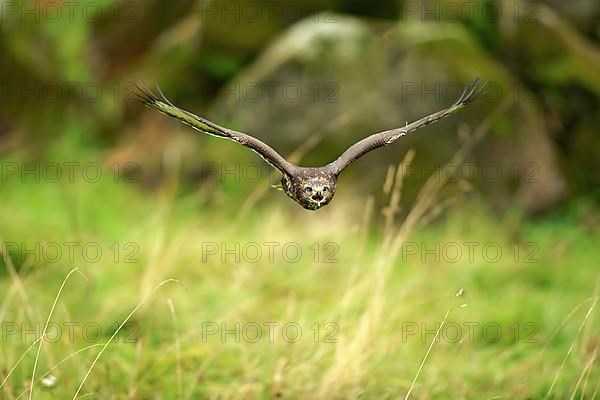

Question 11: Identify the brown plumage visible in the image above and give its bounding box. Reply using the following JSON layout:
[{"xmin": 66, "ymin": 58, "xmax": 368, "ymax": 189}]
[{"xmin": 134, "ymin": 78, "xmax": 486, "ymax": 210}]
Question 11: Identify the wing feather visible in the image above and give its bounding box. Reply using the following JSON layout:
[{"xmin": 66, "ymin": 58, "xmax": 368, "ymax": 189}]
[
  {"xmin": 133, "ymin": 81, "xmax": 296, "ymax": 176},
  {"xmin": 328, "ymin": 78, "xmax": 487, "ymax": 175}
]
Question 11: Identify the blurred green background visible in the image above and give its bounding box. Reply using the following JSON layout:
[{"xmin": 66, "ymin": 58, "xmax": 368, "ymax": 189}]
[{"xmin": 1, "ymin": 0, "xmax": 599, "ymax": 399}]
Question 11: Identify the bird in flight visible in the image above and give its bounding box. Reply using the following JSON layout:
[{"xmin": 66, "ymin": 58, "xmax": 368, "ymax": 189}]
[{"xmin": 133, "ymin": 78, "xmax": 486, "ymax": 211}]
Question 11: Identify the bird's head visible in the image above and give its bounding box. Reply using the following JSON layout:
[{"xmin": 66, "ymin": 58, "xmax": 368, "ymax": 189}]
[{"xmin": 292, "ymin": 174, "xmax": 336, "ymax": 211}]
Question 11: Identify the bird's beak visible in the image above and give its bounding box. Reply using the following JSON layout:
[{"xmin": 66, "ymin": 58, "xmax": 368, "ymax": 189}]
[{"xmin": 312, "ymin": 192, "xmax": 324, "ymax": 202}]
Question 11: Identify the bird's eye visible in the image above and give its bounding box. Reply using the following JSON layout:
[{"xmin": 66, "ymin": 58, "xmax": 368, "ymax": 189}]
[
  {"xmin": 323, "ymin": 186, "xmax": 329, "ymax": 192},
  {"xmin": 305, "ymin": 187, "xmax": 313, "ymax": 193}
]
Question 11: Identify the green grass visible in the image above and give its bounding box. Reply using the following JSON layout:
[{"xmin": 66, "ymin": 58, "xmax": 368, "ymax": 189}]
[{"xmin": 1, "ymin": 154, "xmax": 599, "ymax": 399}]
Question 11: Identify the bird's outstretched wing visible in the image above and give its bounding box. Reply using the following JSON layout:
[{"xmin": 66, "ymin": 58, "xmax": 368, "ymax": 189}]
[
  {"xmin": 328, "ymin": 78, "xmax": 487, "ymax": 175},
  {"xmin": 133, "ymin": 81, "xmax": 296, "ymax": 176}
]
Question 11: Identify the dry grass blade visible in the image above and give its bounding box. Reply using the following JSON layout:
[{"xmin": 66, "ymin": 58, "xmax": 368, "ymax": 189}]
[
  {"xmin": 0, "ymin": 337, "xmax": 42, "ymax": 391},
  {"xmin": 30, "ymin": 268, "xmax": 87, "ymax": 400},
  {"xmin": 381, "ymin": 149, "xmax": 416, "ymax": 246},
  {"xmin": 167, "ymin": 298, "xmax": 183, "ymax": 400},
  {"xmin": 545, "ymin": 297, "xmax": 598, "ymax": 399},
  {"xmin": 405, "ymin": 303, "xmax": 455, "ymax": 400},
  {"xmin": 72, "ymin": 279, "xmax": 182, "ymax": 399},
  {"xmin": 569, "ymin": 346, "xmax": 597, "ymax": 400},
  {"xmin": 0, "ymin": 239, "xmax": 40, "ymax": 334},
  {"xmin": 13, "ymin": 344, "xmax": 103, "ymax": 400},
  {"xmin": 539, "ymin": 297, "xmax": 599, "ymax": 356}
]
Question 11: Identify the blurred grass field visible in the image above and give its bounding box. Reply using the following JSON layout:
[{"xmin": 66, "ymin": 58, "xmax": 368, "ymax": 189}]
[{"xmin": 1, "ymin": 144, "xmax": 599, "ymax": 399}]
